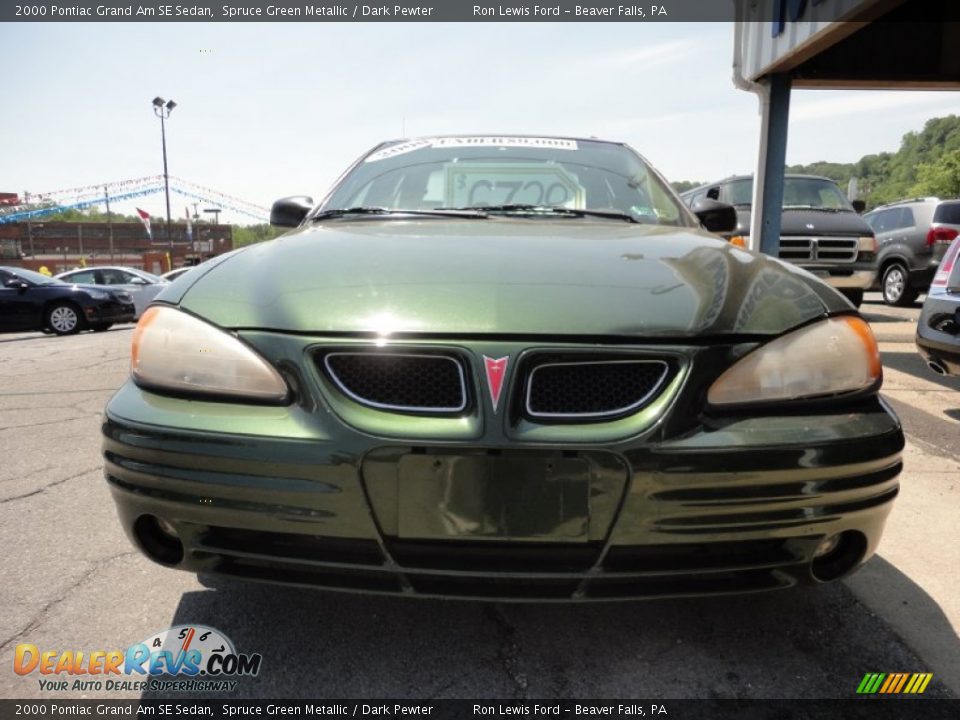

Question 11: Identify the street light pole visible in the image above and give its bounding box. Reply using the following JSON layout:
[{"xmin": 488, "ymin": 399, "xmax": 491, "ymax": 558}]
[{"xmin": 151, "ymin": 97, "xmax": 177, "ymax": 254}]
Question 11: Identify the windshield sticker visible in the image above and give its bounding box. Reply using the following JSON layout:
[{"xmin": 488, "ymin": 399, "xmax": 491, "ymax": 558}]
[
  {"xmin": 364, "ymin": 139, "xmax": 433, "ymax": 162},
  {"xmin": 365, "ymin": 137, "xmax": 578, "ymax": 162},
  {"xmin": 443, "ymin": 162, "xmax": 585, "ymax": 208}
]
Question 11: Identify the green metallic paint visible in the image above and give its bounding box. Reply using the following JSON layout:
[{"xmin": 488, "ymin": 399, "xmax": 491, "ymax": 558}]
[{"xmin": 171, "ymin": 219, "xmax": 849, "ymax": 337}]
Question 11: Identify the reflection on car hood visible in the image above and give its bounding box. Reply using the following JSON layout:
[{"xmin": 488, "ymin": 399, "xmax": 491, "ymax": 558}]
[
  {"xmin": 176, "ymin": 220, "xmax": 848, "ymax": 337},
  {"xmin": 69, "ymin": 283, "xmax": 131, "ymax": 301}
]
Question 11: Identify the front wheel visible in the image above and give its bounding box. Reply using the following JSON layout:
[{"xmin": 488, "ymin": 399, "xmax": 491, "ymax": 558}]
[
  {"xmin": 839, "ymin": 289, "xmax": 864, "ymax": 308},
  {"xmin": 882, "ymin": 263, "xmax": 918, "ymax": 306},
  {"xmin": 45, "ymin": 302, "xmax": 81, "ymax": 336}
]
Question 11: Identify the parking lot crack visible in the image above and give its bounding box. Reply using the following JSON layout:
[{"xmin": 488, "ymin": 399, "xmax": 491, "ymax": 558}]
[
  {"xmin": 0, "ymin": 550, "xmax": 137, "ymax": 654},
  {"xmin": 0, "ymin": 466, "xmax": 100, "ymax": 504},
  {"xmin": 484, "ymin": 605, "xmax": 529, "ymax": 698}
]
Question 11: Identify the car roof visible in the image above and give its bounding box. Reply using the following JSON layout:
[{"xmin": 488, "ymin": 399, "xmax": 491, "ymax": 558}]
[{"xmin": 868, "ymin": 197, "xmax": 945, "ymax": 210}]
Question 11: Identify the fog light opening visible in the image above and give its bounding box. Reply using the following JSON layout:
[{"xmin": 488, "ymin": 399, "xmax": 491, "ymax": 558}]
[
  {"xmin": 134, "ymin": 514, "xmax": 184, "ymax": 566},
  {"xmin": 811, "ymin": 531, "xmax": 866, "ymax": 583}
]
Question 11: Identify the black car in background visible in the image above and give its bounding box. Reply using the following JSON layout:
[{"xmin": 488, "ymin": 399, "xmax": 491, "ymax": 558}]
[
  {"xmin": 916, "ymin": 237, "xmax": 960, "ymax": 376},
  {"xmin": 0, "ymin": 266, "xmax": 136, "ymax": 335},
  {"xmin": 680, "ymin": 175, "xmax": 877, "ymax": 307}
]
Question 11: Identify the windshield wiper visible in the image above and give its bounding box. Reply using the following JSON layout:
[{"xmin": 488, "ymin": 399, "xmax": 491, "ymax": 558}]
[
  {"xmin": 783, "ymin": 205, "xmax": 847, "ymax": 212},
  {"xmin": 312, "ymin": 206, "xmax": 487, "ymax": 221},
  {"xmin": 435, "ymin": 204, "xmax": 639, "ymax": 223}
]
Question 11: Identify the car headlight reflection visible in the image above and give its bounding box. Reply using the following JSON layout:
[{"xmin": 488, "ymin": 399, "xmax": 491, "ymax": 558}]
[
  {"xmin": 130, "ymin": 306, "xmax": 289, "ymax": 403},
  {"xmin": 708, "ymin": 317, "xmax": 881, "ymax": 406}
]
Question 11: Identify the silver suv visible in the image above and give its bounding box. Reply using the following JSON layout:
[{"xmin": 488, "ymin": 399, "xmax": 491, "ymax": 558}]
[{"xmin": 863, "ymin": 197, "xmax": 960, "ymax": 306}]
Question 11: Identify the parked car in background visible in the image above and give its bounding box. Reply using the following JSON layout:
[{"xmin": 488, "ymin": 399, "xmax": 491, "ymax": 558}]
[
  {"xmin": 863, "ymin": 197, "xmax": 960, "ymax": 306},
  {"xmin": 55, "ymin": 266, "xmax": 169, "ymax": 319},
  {"xmin": 0, "ymin": 266, "xmax": 135, "ymax": 335},
  {"xmin": 680, "ymin": 175, "xmax": 877, "ymax": 307},
  {"xmin": 916, "ymin": 236, "xmax": 960, "ymax": 376},
  {"xmin": 103, "ymin": 135, "xmax": 903, "ymax": 602}
]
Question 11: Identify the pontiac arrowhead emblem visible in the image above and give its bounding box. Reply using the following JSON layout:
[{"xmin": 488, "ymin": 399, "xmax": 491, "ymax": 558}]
[{"xmin": 483, "ymin": 356, "xmax": 509, "ymax": 412}]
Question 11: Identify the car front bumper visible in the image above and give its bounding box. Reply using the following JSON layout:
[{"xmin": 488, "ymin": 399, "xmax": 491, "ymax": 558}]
[
  {"xmin": 86, "ymin": 302, "xmax": 136, "ymax": 325},
  {"xmin": 916, "ymin": 292, "xmax": 960, "ymax": 375},
  {"xmin": 103, "ymin": 379, "xmax": 903, "ymax": 602},
  {"xmin": 800, "ymin": 268, "xmax": 875, "ymax": 290}
]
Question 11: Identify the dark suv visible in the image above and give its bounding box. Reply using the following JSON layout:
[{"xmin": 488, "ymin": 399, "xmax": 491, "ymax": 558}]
[
  {"xmin": 863, "ymin": 197, "xmax": 960, "ymax": 306},
  {"xmin": 680, "ymin": 175, "xmax": 877, "ymax": 307}
]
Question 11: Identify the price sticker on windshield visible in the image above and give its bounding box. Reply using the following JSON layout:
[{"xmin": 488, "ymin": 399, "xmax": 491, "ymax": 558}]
[{"xmin": 443, "ymin": 163, "xmax": 585, "ymax": 208}]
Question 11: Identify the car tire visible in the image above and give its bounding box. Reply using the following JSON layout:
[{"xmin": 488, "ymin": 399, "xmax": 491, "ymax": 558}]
[
  {"xmin": 882, "ymin": 263, "xmax": 918, "ymax": 306},
  {"xmin": 90, "ymin": 323, "xmax": 113, "ymax": 332},
  {"xmin": 839, "ymin": 289, "xmax": 864, "ymax": 308},
  {"xmin": 45, "ymin": 302, "xmax": 82, "ymax": 336}
]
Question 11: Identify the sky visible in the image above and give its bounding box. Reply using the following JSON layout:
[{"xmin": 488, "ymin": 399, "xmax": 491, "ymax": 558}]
[{"xmin": 1, "ymin": 21, "xmax": 959, "ymax": 224}]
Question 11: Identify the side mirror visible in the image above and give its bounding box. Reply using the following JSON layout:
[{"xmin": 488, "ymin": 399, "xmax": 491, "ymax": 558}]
[
  {"xmin": 270, "ymin": 196, "xmax": 314, "ymax": 228},
  {"xmin": 692, "ymin": 198, "xmax": 738, "ymax": 234},
  {"xmin": 851, "ymin": 199, "xmax": 866, "ymax": 214},
  {"xmin": 4, "ymin": 278, "xmax": 29, "ymax": 290},
  {"xmin": 129, "ymin": 277, "xmax": 148, "ymax": 285}
]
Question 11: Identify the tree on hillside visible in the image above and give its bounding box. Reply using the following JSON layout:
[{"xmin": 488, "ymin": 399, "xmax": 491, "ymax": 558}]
[
  {"xmin": 233, "ymin": 224, "xmax": 285, "ymax": 246},
  {"xmin": 786, "ymin": 114, "xmax": 960, "ymax": 208},
  {"xmin": 912, "ymin": 149, "xmax": 960, "ymax": 199}
]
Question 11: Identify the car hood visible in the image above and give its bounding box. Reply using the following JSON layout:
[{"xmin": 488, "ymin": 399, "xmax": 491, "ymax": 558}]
[
  {"xmin": 734, "ymin": 208, "xmax": 873, "ymax": 237},
  {"xmin": 173, "ymin": 219, "xmax": 847, "ymax": 338}
]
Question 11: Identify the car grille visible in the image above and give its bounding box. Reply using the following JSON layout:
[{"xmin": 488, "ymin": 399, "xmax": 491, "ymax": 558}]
[
  {"xmin": 322, "ymin": 352, "xmax": 467, "ymax": 413},
  {"xmin": 525, "ymin": 359, "xmax": 670, "ymax": 419},
  {"xmin": 779, "ymin": 236, "xmax": 858, "ymax": 263}
]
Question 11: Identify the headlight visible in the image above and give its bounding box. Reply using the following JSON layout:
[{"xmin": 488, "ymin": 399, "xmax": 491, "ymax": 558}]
[
  {"xmin": 707, "ymin": 317, "xmax": 881, "ymax": 406},
  {"xmin": 858, "ymin": 235, "xmax": 877, "ymax": 253},
  {"xmin": 130, "ymin": 306, "xmax": 289, "ymax": 403},
  {"xmin": 85, "ymin": 289, "xmax": 110, "ymax": 300}
]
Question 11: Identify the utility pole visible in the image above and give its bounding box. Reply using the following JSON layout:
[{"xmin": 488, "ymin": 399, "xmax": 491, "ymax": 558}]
[
  {"xmin": 104, "ymin": 185, "xmax": 115, "ymax": 263},
  {"xmin": 152, "ymin": 97, "xmax": 177, "ymax": 253},
  {"xmin": 25, "ymin": 190, "xmax": 34, "ymax": 258}
]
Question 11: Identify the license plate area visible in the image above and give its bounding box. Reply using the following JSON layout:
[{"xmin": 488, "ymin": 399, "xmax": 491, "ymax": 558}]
[
  {"xmin": 362, "ymin": 447, "xmax": 630, "ymax": 544},
  {"xmin": 397, "ymin": 452, "xmax": 589, "ymax": 542}
]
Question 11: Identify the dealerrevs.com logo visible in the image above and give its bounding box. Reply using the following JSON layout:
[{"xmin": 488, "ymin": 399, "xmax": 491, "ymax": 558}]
[{"xmin": 14, "ymin": 625, "xmax": 262, "ymax": 693}]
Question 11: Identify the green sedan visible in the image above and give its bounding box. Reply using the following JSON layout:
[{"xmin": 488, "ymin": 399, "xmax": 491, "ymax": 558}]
[{"xmin": 103, "ymin": 136, "xmax": 903, "ymax": 601}]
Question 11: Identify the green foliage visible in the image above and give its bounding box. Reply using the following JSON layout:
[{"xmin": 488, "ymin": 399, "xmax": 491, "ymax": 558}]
[
  {"xmin": 911, "ymin": 148, "xmax": 960, "ymax": 198},
  {"xmin": 232, "ymin": 224, "xmax": 285, "ymax": 247},
  {"xmin": 785, "ymin": 115, "xmax": 960, "ymax": 209},
  {"xmin": 671, "ymin": 180, "xmax": 705, "ymax": 194}
]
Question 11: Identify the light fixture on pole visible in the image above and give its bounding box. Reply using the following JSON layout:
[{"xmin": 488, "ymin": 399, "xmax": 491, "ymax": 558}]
[{"xmin": 151, "ymin": 96, "xmax": 177, "ymax": 252}]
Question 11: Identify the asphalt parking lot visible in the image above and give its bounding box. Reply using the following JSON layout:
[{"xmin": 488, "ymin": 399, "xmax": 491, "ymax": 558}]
[{"xmin": 1, "ymin": 293, "xmax": 958, "ymax": 700}]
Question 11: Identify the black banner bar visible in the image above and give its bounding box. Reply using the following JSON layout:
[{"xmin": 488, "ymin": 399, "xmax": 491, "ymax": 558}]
[
  {"xmin": 3, "ymin": 0, "xmax": 959, "ymax": 23},
  {"xmin": 1, "ymin": 700, "xmax": 959, "ymax": 720}
]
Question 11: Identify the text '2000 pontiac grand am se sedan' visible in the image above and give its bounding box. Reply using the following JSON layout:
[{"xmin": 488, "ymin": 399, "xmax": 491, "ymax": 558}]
[{"xmin": 103, "ymin": 136, "xmax": 903, "ymax": 601}]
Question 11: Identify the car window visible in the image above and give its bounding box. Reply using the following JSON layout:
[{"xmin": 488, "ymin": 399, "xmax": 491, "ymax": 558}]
[
  {"xmin": 724, "ymin": 180, "xmax": 752, "ymax": 206},
  {"xmin": 101, "ymin": 269, "xmax": 129, "ymax": 285},
  {"xmin": 868, "ymin": 208, "xmax": 895, "ymax": 233},
  {"xmin": 322, "ymin": 137, "xmax": 694, "ymax": 227},
  {"xmin": 782, "ymin": 178, "xmax": 852, "ymax": 210},
  {"xmin": 899, "ymin": 208, "xmax": 915, "ymax": 228},
  {"xmin": 934, "ymin": 202, "xmax": 960, "ymax": 225},
  {"xmin": 64, "ymin": 270, "xmax": 97, "ymax": 284}
]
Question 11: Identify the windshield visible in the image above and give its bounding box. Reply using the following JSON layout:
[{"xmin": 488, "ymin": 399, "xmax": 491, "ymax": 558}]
[
  {"xmin": 12, "ymin": 268, "xmax": 65, "ymax": 286},
  {"xmin": 319, "ymin": 137, "xmax": 694, "ymax": 227},
  {"xmin": 727, "ymin": 177, "xmax": 855, "ymax": 211}
]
